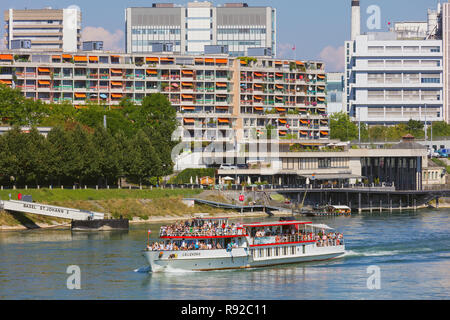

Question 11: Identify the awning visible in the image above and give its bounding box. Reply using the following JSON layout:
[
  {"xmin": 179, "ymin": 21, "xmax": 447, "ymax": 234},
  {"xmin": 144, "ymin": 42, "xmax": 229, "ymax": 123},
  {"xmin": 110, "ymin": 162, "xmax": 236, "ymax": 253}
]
[
  {"xmin": 300, "ymin": 131, "xmax": 308, "ymax": 135},
  {"xmin": 205, "ymin": 58, "xmax": 214, "ymax": 63},
  {"xmin": 182, "ymin": 94, "xmax": 193, "ymax": 99},
  {"xmin": 111, "ymin": 55, "xmax": 121, "ymax": 58},
  {"xmin": 182, "ymin": 82, "xmax": 193, "ymax": 86},
  {"xmin": 216, "ymin": 83, "xmax": 227, "ymax": 87},
  {"xmin": 0, "ymin": 80, "xmax": 12, "ymax": 84},
  {"xmin": 276, "ymin": 73, "xmax": 283, "ymax": 77},
  {"xmin": 218, "ymin": 118, "xmax": 230, "ymax": 123},
  {"xmin": 275, "ymin": 84, "xmax": 284, "ymax": 89},
  {"xmin": 215, "ymin": 59, "xmax": 228, "ymax": 64},
  {"xmin": 216, "ymin": 106, "xmax": 228, "ymax": 110},
  {"xmin": 52, "ymin": 55, "xmax": 61, "ymax": 60},
  {"xmin": 318, "ymin": 86, "xmax": 325, "ymax": 90},
  {"xmin": 74, "ymin": 56, "xmax": 87, "ymax": 62},
  {"xmin": 182, "ymin": 70, "xmax": 193, "ymax": 75},
  {"xmin": 254, "ymin": 107, "xmax": 264, "ymax": 111},
  {"xmin": 318, "ymin": 108, "xmax": 326, "ymax": 112},
  {"xmin": 111, "ymin": 69, "xmax": 122, "ymax": 74},
  {"xmin": 240, "ymin": 60, "xmax": 247, "ymax": 65},
  {"xmin": 254, "ymin": 96, "xmax": 262, "ymax": 100},
  {"xmin": 89, "ymin": 56, "xmax": 99, "ymax": 62},
  {"xmin": 75, "ymin": 93, "xmax": 86, "ymax": 98},
  {"xmin": 275, "ymin": 96, "xmax": 283, "ymax": 100},
  {"xmin": 318, "ymin": 97, "xmax": 325, "ymax": 102},
  {"xmin": 279, "ymin": 131, "xmax": 287, "ymax": 135},
  {"xmin": 160, "ymin": 57, "xmax": 174, "ymax": 62},
  {"xmin": 300, "ymin": 120, "xmax": 309, "ymax": 124},
  {"xmin": 38, "ymin": 67, "xmax": 50, "ymax": 73},
  {"xmin": 146, "ymin": 69, "xmax": 157, "ymax": 74},
  {"xmin": 320, "ymin": 131, "xmax": 329, "ymax": 135},
  {"xmin": 275, "ymin": 61, "xmax": 282, "ymax": 65},
  {"xmin": 254, "ymin": 83, "xmax": 262, "ymax": 88},
  {"xmin": 195, "ymin": 58, "xmax": 204, "ymax": 63},
  {"xmin": 0, "ymin": 54, "xmax": 13, "ymax": 60},
  {"xmin": 254, "ymin": 72, "xmax": 263, "ymax": 77},
  {"xmin": 111, "ymin": 93, "xmax": 123, "ymax": 98},
  {"xmin": 317, "ymin": 74, "xmax": 326, "ymax": 79},
  {"xmin": 146, "ymin": 57, "xmax": 159, "ymax": 62},
  {"xmin": 276, "ymin": 107, "xmax": 286, "ymax": 112},
  {"xmin": 279, "ymin": 119, "xmax": 287, "ymax": 124},
  {"xmin": 62, "ymin": 54, "xmax": 72, "ymax": 59},
  {"xmin": 111, "ymin": 81, "xmax": 123, "ymax": 86},
  {"xmin": 182, "ymin": 106, "xmax": 195, "ymax": 110},
  {"xmin": 296, "ymin": 61, "xmax": 304, "ymax": 65},
  {"xmin": 183, "ymin": 118, "xmax": 195, "ymax": 124},
  {"xmin": 38, "ymin": 80, "xmax": 50, "ymax": 85}
]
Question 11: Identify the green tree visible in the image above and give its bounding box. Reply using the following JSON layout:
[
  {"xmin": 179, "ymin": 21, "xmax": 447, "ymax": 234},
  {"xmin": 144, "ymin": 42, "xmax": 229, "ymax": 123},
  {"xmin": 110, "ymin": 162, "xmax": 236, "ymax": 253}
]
[{"xmin": 329, "ymin": 112, "xmax": 359, "ymax": 142}]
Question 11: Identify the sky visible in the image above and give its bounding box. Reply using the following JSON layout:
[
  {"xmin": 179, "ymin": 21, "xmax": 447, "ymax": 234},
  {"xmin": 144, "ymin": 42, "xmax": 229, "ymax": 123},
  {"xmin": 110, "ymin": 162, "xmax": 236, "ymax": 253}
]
[{"xmin": 0, "ymin": 0, "xmax": 444, "ymax": 71}]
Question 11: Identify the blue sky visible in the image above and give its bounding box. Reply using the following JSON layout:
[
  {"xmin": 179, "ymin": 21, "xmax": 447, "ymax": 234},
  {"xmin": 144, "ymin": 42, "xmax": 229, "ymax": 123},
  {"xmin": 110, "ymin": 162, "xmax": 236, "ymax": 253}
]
[{"xmin": 0, "ymin": 0, "xmax": 444, "ymax": 71}]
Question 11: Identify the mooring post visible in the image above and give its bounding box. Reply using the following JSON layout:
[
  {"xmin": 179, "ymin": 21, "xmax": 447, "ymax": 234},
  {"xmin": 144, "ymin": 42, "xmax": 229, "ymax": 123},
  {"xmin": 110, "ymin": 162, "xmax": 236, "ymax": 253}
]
[
  {"xmin": 400, "ymin": 199, "xmax": 402, "ymax": 212},
  {"xmin": 370, "ymin": 201, "xmax": 372, "ymax": 213},
  {"xmin": 380, "ymin": 200, "xmax": 382, "ymax": 213},
  {"xmin": 436, "ymin": 197, "xmax": 439, "ymax": 209},
  {"xmin": 414, "ymin": 199, "xmax": 417, "ymax": 211},
  {"xmin": 358, "ymin": 193, "xmax": 362, "ymax": 214},
  {"xmin": 390, "ymin": 199, "xmax": 393, "ymax": 213}
]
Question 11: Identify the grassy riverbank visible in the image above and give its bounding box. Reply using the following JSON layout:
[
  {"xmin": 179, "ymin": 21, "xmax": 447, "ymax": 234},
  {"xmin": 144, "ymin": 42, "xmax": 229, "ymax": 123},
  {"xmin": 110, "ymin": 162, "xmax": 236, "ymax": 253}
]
[{"xmin": 0, "ymin": 188, "xmax": 242, "ymax": 230}]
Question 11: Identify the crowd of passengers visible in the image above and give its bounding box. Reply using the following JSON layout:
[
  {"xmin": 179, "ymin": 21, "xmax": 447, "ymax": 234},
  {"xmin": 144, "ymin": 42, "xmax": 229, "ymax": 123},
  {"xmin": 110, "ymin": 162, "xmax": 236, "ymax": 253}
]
[
  {"xmin": 148, "ymin": 230, "xmax": 344, "ymax": 251},
  {"xmin": 159, "ymin": 219, "xmax": 243, "ymax": 237},
  {"xmin": 148, "ymin": 239, "xmax": 240, "ymax": 252}
]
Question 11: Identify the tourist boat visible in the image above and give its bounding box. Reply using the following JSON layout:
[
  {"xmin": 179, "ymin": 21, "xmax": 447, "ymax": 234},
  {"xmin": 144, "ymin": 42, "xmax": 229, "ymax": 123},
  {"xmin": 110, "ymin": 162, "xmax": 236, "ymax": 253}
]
[{"xmin": 143, "ymin": 217, "xmax": 345, "ymax": 272}]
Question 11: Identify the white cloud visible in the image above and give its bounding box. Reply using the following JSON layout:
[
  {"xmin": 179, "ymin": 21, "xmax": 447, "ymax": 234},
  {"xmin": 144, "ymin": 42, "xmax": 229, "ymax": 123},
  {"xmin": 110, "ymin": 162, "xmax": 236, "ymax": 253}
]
[
  {"xmin": 277, "ymin": 43, "xmax": 296, "ymax": 59},
  {"xmin": 81, "ymin": 26, "xmax": 124, "ymax": 52},
  {"xmin": 319, "ymin": 45, "xmax": 345, "ymax": 72}
]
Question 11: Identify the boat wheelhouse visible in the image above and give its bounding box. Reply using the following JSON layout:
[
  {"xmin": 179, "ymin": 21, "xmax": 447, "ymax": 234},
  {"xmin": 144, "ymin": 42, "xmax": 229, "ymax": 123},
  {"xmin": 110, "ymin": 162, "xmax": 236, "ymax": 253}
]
[{"xmin": 143, "ymin": 217, "xmax": 345, "ymax": 272}]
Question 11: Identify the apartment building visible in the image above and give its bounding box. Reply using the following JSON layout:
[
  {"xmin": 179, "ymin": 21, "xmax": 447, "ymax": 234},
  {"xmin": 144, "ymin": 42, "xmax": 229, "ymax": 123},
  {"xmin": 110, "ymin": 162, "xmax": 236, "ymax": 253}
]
[
  {"xmin": 125, "ymin": 2, "xmax": 276, "ymax": 57},
  {"xmin": 4, "ymin": 7, "xmax": 82, "ymax": 52},
  {"xmin": 0, "ymin": 51, "xmax": 329, "ymax": 168},
  {"xmin": 345, "ymin": 1, "xmax": 445, "ymax": 125}
]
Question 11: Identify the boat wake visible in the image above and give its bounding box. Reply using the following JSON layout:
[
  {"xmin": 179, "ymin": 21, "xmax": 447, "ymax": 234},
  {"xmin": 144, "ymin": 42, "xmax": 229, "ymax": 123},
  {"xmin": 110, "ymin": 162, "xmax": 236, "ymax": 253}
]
[
  {"xmin": 344, "ymin": 247, "xmax": 434, "ymax": 258},
  {"xmin": 134, "ymin": 266, "xmax": 151, "ymax": 273}
]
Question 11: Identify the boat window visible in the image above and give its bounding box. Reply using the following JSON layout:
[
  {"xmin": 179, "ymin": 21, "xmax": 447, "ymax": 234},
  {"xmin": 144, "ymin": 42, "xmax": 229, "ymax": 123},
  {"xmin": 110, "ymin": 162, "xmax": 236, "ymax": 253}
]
[
  {"xmin": 291, "ymin": 246, "xmax": 296, "ymax": 255},
  {"xmin": 259, "ymin": 248, "xmax": 264, "ymax": 258},
  {"xmin": 266, "ymin": 248, "xmax": 272, "ymax": 257},
  {"xmin": 303, "ymin": 245, "xmax": 306, "ymax": 254},
  {"xmin": 283, "ymin": 247, "xmax": 288, "ymax": 255}
]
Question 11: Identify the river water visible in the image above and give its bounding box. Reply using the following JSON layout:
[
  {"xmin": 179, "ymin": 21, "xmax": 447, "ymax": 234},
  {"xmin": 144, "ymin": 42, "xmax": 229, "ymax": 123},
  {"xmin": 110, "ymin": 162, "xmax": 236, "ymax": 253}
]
[{"xmin": 0, "ymin": 209, "xmax": 449, "ymax": 300}]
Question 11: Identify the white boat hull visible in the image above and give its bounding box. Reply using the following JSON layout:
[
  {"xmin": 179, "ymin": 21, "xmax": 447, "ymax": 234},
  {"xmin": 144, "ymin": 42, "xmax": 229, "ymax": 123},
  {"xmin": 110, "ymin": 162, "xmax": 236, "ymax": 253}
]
[{"xmin": 143, "ymin": 243, "xmax": 346, "ymax": 272}]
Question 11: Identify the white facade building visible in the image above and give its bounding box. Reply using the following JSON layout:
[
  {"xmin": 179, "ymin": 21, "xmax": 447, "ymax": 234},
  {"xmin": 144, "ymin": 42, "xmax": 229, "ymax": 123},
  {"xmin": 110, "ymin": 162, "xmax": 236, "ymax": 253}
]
[
  {"xmin": 346, "ymin": 34, "xmax": 443, "ymax": 125},
  {"xmin": 4, "ymin": 7, "xmax": 81, "ymax": 52},
  {"xmin": 125, "ymin": 2, "xmax": 276, "ymax": 57},
  {"xmin": 345, "ymin": 1, "xmax": 445, "ymax": 125}
]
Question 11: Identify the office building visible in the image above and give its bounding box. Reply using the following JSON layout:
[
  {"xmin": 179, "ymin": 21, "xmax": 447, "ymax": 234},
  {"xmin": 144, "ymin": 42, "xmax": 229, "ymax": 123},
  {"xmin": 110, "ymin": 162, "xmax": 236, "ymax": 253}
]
[
  {"xmin": 345, "ymin": 1, "xmax": 444, "ymax": 125},
  {"xmin": 125, "ymin": 2, "xmax": 276, "ymax": 57},
  {"xmin": 326, "ymin": 72, "xmax": 345, "ymax": 115},
  {"xmin": 4, "ymin": 7, "xmax": 82, "ymax": 52}
]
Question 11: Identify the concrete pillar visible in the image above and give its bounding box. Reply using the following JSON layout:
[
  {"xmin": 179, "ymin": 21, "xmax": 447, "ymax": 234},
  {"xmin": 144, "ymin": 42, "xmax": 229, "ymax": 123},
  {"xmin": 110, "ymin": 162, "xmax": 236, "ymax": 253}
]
[{"xmin": 358, "ymin": 193, "xmax": 362, "ymax": 213}]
